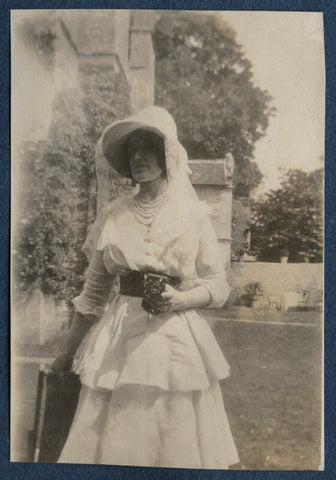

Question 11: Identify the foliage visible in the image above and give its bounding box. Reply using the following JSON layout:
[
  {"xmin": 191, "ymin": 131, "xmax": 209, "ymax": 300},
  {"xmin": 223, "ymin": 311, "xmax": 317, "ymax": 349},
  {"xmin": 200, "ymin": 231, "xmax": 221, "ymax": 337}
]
[
  {"xmin": 13, "ymin": 137, "xmax": 87, "ymax": 302},
  {"xmin": 13, "ymin": 18, "xmax": 131, "ymax": 303},
  {"xmin": 251, "ymin": 168, "xmax": 323, "ymax": 262},
  {"xmin": 235, "ymin": 282, "xmax": 263, "ymax": 307},
  {"xmin": 79, "ymin": 59, "xmax": 131, "ymax": 146},
  {"xmin": 153, "ymin": 10, "xmax": 275, "ymax": 198},
  {"xmin": 231, "ymin": 199, "xmax": 253, "ymax": 261}
]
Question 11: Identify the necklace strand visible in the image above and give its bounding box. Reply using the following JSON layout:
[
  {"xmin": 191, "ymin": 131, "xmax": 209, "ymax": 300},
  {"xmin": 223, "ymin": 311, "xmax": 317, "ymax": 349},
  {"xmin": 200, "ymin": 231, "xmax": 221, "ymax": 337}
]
[{"xmin": 133, "ymin": 191, "xmax": 168, "ymax": 227}]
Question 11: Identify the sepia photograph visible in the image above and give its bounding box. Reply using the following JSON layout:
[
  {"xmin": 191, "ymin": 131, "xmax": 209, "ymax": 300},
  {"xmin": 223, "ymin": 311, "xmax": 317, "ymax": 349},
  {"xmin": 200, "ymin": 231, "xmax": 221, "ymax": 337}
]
[{"xmin": 10, "ymin": 9, "xmax": 324, "ymax": 470}]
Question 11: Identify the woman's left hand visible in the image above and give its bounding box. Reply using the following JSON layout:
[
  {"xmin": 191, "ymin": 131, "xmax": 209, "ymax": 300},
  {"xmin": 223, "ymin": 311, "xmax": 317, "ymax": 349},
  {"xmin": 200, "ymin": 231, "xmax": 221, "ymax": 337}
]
[{"xmin": 161, "ymin": 284, "xmax": 186, "ymax": 312}]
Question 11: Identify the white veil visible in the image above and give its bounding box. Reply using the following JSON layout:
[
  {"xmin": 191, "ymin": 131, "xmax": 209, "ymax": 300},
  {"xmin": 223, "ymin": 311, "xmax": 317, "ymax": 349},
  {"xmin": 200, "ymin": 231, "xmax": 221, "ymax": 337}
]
[{"xmin": 83, "ymin": 107, "xmax": 199, "ymax": 260}]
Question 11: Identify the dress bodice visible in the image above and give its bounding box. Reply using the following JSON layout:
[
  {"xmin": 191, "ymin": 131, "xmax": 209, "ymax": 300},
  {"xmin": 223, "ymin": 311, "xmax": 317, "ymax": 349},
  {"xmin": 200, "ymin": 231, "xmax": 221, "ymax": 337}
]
[
  {"xmin": 96, "ymin": 193, "xmax": 219, "ymax": 282},
  {"xmin": 72, "ymin": 192, "xmax": 231, "ymax": 392}
]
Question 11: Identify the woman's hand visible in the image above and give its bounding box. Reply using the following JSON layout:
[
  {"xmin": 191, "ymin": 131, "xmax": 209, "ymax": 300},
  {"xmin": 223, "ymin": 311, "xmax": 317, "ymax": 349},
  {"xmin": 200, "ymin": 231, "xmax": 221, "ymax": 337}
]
[
  {"xmin": 161, "ymin": 284, "xmax": 211, "ymax": 312},
  {"xmin": 161, "ymin": 285, "xmax": 186, "ymax": 312},
  {"xmin": 47, "ymin": 352, "xmax": 74, "ymax": 373},
  {"xmin": 45, "ymin": 311, "xmax": 92, "ymax": 374}
]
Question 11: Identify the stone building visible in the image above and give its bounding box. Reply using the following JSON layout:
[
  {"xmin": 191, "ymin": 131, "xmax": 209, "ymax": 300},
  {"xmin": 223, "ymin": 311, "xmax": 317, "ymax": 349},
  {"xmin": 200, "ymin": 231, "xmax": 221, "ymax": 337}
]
[
  {"xmin": 12, "ymin": 9, "xmax": 234, "ymax": 346},
  {"xmin": 58, "ymin": 9, "xmax": 155, "ymax": 113}
]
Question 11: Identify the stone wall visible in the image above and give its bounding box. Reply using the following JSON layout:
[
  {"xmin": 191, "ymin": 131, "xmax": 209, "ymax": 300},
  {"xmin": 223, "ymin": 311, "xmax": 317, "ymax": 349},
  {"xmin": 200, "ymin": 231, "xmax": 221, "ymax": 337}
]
[
  {"xmin": 60, "ymin": 10, "xmax": 129, "ymax": 60},
  {"xmin": 228, "ymin": 262, "xmax": 323, "ymax": 307},
  {"xmin": 13, "ymin": 289, "xmax": 68, "ymax": 347},
  {"xmin": 127, "ymin": 10, "xmax": 155, "ymax": 113}
]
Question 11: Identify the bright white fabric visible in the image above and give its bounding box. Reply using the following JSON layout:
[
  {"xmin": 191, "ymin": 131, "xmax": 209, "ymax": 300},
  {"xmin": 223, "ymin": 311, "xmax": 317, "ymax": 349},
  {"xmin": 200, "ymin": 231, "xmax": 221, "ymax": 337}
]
[
  {"xmin": 75, "ymin": 192, "xmax": 230, "ymax": 311},
  {"xmin": 62, "ymin": 106, "xmax": 238, "ymax": 468},
  {"xmin": 74, "ymin": 295, "xmax": 230, "ymax": 392},
  {"xmin": 62, "ymin": 194, "xmax": 239, "ymax": 468},
  {"xmin": 100, "ymin": 106, "xmax": 197, "ymax": 209},
  {"xmin": 71, "ymin": 193, "xmax": 231, "ymax": 391},
  {"xmin": 58, "ymin": 382, "xmax": 239, "ymax": 469},
  {"xmin": 72, "ymin": 251, "xmax": 115, "ymax": 322}
]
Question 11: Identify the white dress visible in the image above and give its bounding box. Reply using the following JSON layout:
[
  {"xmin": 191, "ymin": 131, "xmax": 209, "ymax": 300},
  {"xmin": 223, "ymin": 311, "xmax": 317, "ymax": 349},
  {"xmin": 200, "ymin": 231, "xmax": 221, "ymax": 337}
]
[{"xmin": 58, "ymin": 191, "xmax": 239, "ymax": 469}]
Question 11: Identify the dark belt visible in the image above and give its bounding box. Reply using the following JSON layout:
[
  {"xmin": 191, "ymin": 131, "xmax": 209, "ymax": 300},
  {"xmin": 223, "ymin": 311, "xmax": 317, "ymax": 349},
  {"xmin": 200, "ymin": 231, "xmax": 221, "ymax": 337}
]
[{"xmin": 119, "ymin": 270, "xmax": 181, "ymax": 315}]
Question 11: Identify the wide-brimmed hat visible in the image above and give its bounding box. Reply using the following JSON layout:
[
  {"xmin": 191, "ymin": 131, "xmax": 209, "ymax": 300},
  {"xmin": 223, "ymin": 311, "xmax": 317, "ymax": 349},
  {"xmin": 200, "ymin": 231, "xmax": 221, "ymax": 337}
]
[
  {"xmin": 83, "ymin": 107, "xmax": 198, "ymax": 259},
  {"xmin": 101, "ymin": 106, "xmax": 177, "ymax": 178}
]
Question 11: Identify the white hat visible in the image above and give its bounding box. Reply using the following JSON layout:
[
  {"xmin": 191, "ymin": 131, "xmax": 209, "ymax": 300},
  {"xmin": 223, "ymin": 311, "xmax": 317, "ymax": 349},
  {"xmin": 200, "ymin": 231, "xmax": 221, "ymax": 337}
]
[{"xmin": 102, "ymin": 106, "xmax": 176, "ymax": 178}]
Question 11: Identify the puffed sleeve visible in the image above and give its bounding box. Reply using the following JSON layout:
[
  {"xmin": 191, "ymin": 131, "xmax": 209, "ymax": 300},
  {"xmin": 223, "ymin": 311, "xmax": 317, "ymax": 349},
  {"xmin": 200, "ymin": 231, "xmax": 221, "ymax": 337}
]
[
  {"xmin": 72, "ymin": 249, "xmax": 115, "ymax": 323},
  {"xmin": 194, "ymin": 216, "xmax": 230, "ymax": 308}
]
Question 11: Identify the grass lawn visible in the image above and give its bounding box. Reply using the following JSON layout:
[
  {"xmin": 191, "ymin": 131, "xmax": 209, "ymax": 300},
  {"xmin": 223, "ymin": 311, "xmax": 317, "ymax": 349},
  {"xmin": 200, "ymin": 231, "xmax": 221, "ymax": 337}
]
[
  {"xmin": 208, "ymin": 305, "xmax": 322, "ymax": 324},
  {"xmin": 12, "ymin": 311, "xmax": 322, "ymax": 470},
  {"xmin": 215, "ymin": 318, "xmax": 322, "ymax": 470}
]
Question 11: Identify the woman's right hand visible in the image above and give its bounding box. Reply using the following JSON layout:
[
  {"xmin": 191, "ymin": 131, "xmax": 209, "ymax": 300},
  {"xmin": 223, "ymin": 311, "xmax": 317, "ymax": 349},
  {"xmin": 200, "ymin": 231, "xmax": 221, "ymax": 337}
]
[
  {"xmin": 47, "ymin": 352, "xmax": 74, "ymax": 373},
  {"xmin": 46, "ymin": 311, "xmax": 91, "ymax": 374}
]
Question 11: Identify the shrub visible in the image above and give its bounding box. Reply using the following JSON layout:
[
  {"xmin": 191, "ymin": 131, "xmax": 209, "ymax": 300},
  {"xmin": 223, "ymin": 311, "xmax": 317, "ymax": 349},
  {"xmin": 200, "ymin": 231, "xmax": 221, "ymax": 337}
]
[{"xmin": 237, "ymin": 282, "xmax": 263, "ymax": 307}]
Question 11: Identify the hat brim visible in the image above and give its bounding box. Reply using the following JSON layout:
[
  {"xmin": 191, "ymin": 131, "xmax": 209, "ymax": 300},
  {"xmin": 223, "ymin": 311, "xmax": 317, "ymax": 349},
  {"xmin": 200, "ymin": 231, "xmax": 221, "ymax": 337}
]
[{"xmin": 102, "ymin": 121, "xmax": 164, "ymax": 178}]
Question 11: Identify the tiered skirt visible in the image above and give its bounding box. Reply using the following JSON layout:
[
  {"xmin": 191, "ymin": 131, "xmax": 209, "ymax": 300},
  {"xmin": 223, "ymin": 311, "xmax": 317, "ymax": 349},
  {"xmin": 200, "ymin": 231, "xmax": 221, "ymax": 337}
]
[{"xmin": 58, "ymin": 296, "xmax": 239, "ymax": 468}]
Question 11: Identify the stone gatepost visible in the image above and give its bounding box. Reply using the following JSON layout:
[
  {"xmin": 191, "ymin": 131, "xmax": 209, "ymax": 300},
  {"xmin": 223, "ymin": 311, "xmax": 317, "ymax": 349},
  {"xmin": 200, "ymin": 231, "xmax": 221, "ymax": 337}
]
[{"xmin": 189, "ymin": 154, "xmax": 234, "ymax": 267}]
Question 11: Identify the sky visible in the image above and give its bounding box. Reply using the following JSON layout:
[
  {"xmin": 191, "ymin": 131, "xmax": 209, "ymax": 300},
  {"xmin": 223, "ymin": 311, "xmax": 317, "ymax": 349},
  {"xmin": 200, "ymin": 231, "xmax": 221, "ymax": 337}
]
[{"xmin": 220, "ymin": 11, "xmax": 325, "ymax": 196}]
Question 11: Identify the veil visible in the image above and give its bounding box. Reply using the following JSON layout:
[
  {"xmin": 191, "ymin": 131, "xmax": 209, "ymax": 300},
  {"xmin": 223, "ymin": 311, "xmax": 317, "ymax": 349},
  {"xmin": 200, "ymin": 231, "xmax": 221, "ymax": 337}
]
[{"xmin": 84, "ymin": 107, "xmax": 200, "ymax": 260}]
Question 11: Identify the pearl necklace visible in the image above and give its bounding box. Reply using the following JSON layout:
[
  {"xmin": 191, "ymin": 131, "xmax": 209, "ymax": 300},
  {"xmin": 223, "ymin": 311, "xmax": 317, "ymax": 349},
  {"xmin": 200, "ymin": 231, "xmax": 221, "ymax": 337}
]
[{"xmin": 133, "ymin": 190, "xmax": 169, "ymax": 227}]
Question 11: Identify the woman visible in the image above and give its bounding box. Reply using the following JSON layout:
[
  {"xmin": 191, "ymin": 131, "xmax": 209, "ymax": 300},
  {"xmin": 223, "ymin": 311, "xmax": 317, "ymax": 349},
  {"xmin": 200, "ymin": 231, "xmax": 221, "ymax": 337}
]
[{"xmin": 51, "ymin": 106, "xmax": 239, "ymax": 469}]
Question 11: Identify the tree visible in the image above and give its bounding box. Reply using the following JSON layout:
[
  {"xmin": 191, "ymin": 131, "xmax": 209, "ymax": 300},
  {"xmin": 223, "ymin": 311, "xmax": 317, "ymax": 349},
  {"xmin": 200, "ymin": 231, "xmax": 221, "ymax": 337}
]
[
  {"xmin": 250, "ymin": 168, "xmax": 323, "ymax": 262},
  {"xmin": 153, "ymin": 10, "xmax": 275, "ymax": 198}
]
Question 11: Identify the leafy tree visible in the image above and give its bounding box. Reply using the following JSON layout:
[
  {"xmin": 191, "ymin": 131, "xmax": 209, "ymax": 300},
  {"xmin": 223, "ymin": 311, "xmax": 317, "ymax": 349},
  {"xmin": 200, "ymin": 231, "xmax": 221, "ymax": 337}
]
[
  {"xmin": 153, "ymin": 10, "xmax": 275, "ymax": 198},
  {"xmin": 250, "ymin": 168, "xmax": 323, "ymax": 262}
]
